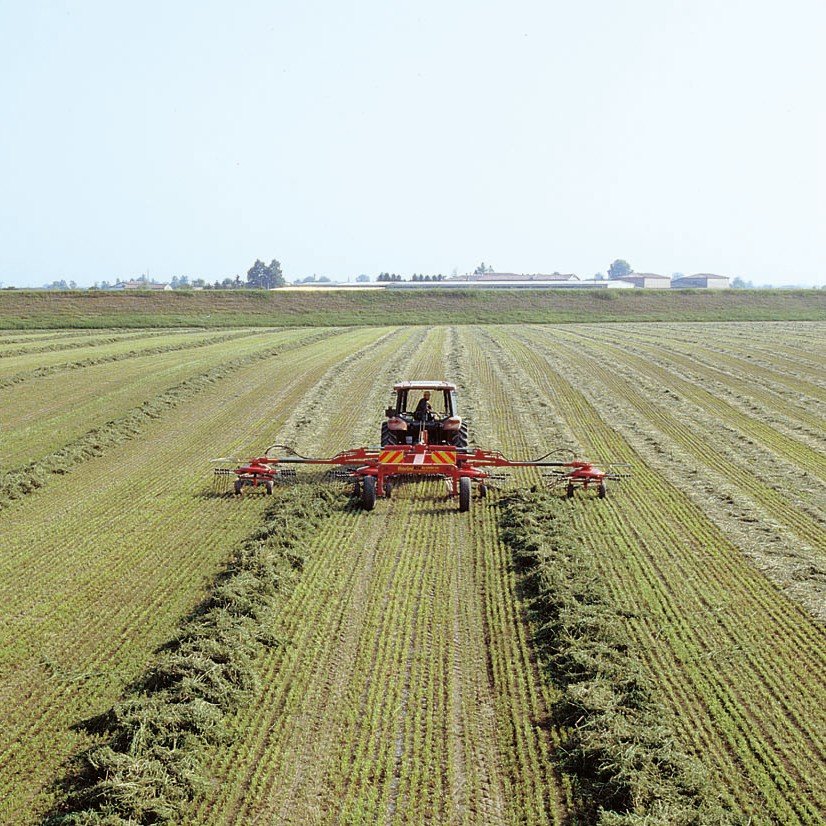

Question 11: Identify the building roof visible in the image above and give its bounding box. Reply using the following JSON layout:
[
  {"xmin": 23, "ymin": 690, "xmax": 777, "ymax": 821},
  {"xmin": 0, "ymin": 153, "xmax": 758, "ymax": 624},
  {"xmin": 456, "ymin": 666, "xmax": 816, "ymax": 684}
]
[
  {"xmin": 451, "ymin": 272, "xmax": 579, "ymax": 282},
  {"xmin": 686, "ymin": 273, "xmax": 729, "ymax": 279},
  {"xmin": 622, "ymin": 272, "xmax": 671, "ymax": 279}
]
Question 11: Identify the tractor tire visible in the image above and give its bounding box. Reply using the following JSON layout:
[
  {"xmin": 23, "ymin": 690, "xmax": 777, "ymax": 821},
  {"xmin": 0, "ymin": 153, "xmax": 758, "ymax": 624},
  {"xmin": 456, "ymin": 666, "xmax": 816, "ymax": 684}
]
[
  {"xmin": 265, "ymin": 480, "xmax": 274, "ymax": 495},
  {"xmin": 380, "ymin": 423, "xmax": 398, "ymax": 447},
  {"xmin": 566, "ymin": 482, "xmax": 575, "ymax": 498},
  {"xmin": 234, "ymin": 479, "xmax": 244, "ymax": 496},
  {"xmin": 598, "ymin": 481, "xmax": 607, "ymax": 499},
  {"xmin": 452, "ymin": 423, "xmax": 469, "ymax": 450},
  {"xmin": 459, "ymin": 477, "xmax": 471, "ymax": 512},
  {"xmin": 361, "ymin": 476, "xmax": 377, "ymax": 511}
]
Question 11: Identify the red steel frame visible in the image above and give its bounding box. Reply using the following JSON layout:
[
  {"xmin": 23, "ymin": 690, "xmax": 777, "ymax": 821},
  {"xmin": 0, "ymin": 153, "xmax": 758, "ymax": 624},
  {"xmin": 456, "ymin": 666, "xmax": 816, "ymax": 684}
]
[{"xmin": 231, "ymin": 439, "xmax": 609, "ymax": 498}]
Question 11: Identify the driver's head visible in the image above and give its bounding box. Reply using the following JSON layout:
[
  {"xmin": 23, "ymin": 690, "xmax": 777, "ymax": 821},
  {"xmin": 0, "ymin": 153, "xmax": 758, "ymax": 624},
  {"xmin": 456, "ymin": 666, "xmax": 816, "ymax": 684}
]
[{"xmin": 423, "ymin": 391, "xmax": 431, "ymax": 399}]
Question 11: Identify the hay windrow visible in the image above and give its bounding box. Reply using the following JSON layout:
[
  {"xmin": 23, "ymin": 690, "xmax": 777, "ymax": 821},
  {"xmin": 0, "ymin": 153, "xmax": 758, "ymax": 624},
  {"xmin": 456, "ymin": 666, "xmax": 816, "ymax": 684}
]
[
  {"xmin": 46, "ymin": 483, "xmax": 340, "ymax": 825},
  {"xmin": 500, "ymin": 488, "xmax": 737, "ymax": 825},
  {"xmin": 0, "ymin": 329, "xmax": 265, "ymax": 390},
  {"xmin": 0, "ymin": 330, "xmax": 335, "ymax": 512}
]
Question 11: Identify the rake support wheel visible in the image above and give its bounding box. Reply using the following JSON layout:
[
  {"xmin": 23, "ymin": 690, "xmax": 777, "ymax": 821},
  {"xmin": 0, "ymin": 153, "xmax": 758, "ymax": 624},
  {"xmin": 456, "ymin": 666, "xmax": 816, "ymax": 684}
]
[
  {"xmin": 361, "ymin": 476, "xmax": 377, "ymax": 511},
  {"xmin": 459, "ymin": 477, "xmax": 471, "ymax": 512}
]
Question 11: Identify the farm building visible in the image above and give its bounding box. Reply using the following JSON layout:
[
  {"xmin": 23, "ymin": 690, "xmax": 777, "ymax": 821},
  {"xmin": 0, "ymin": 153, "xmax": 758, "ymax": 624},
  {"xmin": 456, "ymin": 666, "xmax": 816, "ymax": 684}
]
[
  {"xmin": 671, "ymin": 273, "xmax": 730, "ymax": 289},
  {"xmin": 617, "ymin": 273, "xmax": 672, "ymax": 289},
  {"xmin": 450, "ymin": 272, "xmax": 580, "ymax": 283}
]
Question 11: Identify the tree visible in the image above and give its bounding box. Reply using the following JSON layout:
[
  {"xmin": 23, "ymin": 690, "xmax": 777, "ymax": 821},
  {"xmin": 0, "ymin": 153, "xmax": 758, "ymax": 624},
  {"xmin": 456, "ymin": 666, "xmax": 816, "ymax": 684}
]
[
  {"xmin": 246, "ymin": 258, "xmax": 285, "ymax": 289},
  {"xmin": 731, "ymin": 277, "xmax": 754, "ymax": 289},
  {"xmin": 473, "ymin": 262, "xmax": 495, "ymax": 275},
  {"xmin": 608, "ymin": 259, "xmax": 631, "ymax": 280},
  {"xmin": 356, "ymin": 274, "xmax": 370, "ymax": 282}
]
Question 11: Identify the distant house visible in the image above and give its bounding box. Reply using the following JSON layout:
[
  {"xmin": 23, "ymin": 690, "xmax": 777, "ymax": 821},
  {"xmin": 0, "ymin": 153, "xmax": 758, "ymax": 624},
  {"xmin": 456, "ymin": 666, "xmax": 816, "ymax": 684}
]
[
  {"xmin": 618, "ymin": 273, "xmax": 671, "ymax": 289},
  {"xmin": 450, "ymin": 272, "xmax": 580, "ymax": 283},
  {"xmin": 671, "ymin": 273, "xmax": 730, "ymax": 289},
  {"xmin": 117, "ymin": 280, "xmax": 172, "ymax": 291}
]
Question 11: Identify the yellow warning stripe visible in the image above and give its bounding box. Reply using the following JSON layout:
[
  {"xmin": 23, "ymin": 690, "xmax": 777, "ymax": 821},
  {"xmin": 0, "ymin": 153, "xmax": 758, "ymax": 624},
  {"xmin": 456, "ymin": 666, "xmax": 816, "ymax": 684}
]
[
  {"xmin": 429, "ymin": 451, "xmax": 456, "ymax": 465},
  {"xmin": 379, "ymin": 449, "xmax": 405, "ymax": 464}
]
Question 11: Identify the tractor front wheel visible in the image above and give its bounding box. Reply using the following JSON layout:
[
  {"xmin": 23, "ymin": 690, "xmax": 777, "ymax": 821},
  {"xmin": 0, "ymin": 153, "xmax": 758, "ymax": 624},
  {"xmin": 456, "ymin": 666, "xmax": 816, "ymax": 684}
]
[
  {"xmin": 361, "ymin": 476, "xmax": 377, "ymax": 511},
  {"xmin": 459, "ymin": 477, "xmax": 471, "ymax": 512}
]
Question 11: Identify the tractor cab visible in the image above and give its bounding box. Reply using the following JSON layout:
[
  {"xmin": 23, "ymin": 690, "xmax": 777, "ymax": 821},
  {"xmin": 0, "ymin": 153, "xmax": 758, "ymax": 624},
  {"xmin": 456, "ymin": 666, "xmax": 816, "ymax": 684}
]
[{"xmin": 382, "ymin": 381, "xmax": 468, "ymax": 448}]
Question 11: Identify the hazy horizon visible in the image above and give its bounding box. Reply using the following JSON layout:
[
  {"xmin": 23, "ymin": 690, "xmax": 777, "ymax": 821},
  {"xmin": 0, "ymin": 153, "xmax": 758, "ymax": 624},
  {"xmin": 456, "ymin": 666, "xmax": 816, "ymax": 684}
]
[{"xmin": 2, "ymin": 1, "xmax": 824, "ymax": 288}]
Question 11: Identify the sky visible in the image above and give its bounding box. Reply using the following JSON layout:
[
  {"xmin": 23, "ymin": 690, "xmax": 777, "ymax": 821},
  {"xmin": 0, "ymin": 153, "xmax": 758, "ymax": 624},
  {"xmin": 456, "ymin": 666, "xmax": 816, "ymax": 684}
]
[{"xmin": 1, "ymin": 0, "xmax": 824, "ymax": 287}]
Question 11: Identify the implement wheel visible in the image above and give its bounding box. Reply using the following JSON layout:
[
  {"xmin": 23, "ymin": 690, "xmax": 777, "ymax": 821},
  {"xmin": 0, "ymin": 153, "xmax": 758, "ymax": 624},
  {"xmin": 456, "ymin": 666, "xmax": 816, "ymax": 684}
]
[
  {"xmin": 566, "ymin": 482, "xmax": 575, "ymax": 498},
  {"xmin": 384, "ymin": 479, "xmax": 392, "ymax": 499},
  {"xmin": 234, "ymin": 479, "xmax": 244, "ymax": 496},
  {"xmin": 598, "ymin": 481, "xmax": 607, "ymax": 499},
  {"xmin": 361, "ymin": 476, "xmax": 377, "ymax": 511},
  {"xmin": 265, "ymin": 480, "xmax": 274, "ymax": 495},
  {"xmin": 459, "ymin": 477, "xmax": 471, "ymax": 512}
]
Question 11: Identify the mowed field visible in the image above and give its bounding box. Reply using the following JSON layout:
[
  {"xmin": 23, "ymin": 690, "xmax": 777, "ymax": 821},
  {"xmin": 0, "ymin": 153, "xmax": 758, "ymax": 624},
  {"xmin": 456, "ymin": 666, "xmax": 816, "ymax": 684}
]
[{"xmin": 0, "ymin": 322, "xmax": 824, "ymax": 825}]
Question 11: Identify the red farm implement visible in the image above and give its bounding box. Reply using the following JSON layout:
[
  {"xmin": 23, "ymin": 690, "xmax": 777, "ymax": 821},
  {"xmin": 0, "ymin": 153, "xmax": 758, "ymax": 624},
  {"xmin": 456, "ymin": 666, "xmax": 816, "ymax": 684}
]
[
  {"xmin": 215, "ymin": 441, "xmax": 620, "ymax": 512},
  {"xmin": 213, "ymin": 380, "xmax": 625, "ymax": 510}
]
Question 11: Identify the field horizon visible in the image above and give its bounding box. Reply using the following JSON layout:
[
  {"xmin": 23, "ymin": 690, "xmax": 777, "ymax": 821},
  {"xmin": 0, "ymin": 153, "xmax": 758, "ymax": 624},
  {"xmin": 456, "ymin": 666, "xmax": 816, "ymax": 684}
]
[
  {"xmin": 0, "ymin": 287, "xmax": 824, "ymax": 329},
  {"xmin": 0, "ymin": 321, "xmax": 823, "ymax": 824}
]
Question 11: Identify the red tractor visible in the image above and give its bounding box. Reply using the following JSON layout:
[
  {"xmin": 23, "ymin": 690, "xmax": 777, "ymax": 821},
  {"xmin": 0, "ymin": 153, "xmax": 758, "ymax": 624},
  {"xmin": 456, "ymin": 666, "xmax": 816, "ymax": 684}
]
[
  {"xmin": 216, "ymin": 379, "xmax": 623, "ymax": 510},
  {"xmin": 381, "ymin": 381, "xmax": 468, "ymax": 449}
]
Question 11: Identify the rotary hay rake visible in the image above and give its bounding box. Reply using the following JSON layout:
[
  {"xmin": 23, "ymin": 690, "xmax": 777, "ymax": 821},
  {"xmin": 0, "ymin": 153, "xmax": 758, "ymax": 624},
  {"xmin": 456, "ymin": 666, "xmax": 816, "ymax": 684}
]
[{"xmin": 213, "ymin": 440, "xmax": 625, "ymax": 512}]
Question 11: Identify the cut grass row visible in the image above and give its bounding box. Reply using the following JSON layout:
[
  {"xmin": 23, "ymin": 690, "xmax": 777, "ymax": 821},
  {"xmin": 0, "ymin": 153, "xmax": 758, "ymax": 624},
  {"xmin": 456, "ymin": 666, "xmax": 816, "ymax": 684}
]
[
  {"xmin": 0, "ymin": 328, "xmax": 328, "ymax": 469},
  {"xmin": 186, "ymin": 327, "xmax": 568, "ymax": 824},
  {"xmin": 0, "ymin": 329, "xmax": 338, "ymax": 508},
  {"xmin": 0, "ymin": 327, "xmax": 394, "ymax": 823},
  {"xmin": 0, "ymin": 327, "xmax": 269, "ymax": 385},
  {"xmin": 477, "ymin": 325, "xmax": 826, "ymax": 822},
  {"xmin": 512, "ymin": 326, "xmax": 826, "ymax": 617},
  {"xmin": 49, "ymin": 484, "xmax": 341, "ymax": 825}
]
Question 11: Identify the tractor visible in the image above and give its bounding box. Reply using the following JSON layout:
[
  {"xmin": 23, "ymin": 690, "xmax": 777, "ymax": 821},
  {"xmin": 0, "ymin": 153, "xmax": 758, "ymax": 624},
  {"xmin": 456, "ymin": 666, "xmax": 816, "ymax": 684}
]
[
  {"xmin": 214, "ymin": 379, "xmax": 624, "ymax": 510},
  {"xmin": 381, "ymin": 381, "xmax": 468, "ymax": 448}
]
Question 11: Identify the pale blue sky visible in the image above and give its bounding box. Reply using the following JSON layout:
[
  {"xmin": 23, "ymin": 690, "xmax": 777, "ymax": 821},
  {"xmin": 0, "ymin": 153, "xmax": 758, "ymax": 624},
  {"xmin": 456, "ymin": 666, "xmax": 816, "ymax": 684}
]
[{"xmin": 1, "ymin": 1, "xmax": 824, "ymax": 286}]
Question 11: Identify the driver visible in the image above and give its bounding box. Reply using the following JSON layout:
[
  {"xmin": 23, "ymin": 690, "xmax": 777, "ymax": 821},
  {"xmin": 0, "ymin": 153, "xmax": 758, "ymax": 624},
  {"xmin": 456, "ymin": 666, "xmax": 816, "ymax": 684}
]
[{"xmin": 414, "ymin": 391, "xmax": 433, "ymax": 421}]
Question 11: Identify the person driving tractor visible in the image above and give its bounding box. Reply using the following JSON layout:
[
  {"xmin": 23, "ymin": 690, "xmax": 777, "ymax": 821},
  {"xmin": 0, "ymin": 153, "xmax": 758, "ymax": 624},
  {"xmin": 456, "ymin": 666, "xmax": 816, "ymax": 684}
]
[{"xmin": 414, "ymin": 391, "xmax": 433, "ymax": 421}]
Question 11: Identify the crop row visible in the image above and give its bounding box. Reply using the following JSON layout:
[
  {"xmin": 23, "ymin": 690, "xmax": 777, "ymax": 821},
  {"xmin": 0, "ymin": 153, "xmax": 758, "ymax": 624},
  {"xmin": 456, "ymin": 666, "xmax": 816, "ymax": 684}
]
[
  {"xmin": 0, "ymin": 329, "xmax": 339, "ymax": 511},
  {"xmin": 0, "ymin": 327, "xmax": 393, "ymax": 823},
  {"xmin": 0, "ymin": 327, "xmax": 270, "ymax": 387},
  {"xmin": 499, "ymin": 487, "xmax": 733, "ymax": 824},
  {"xmin": 0, "ymin": 328, "xmax": 199, "ymax": 358},
  {"xmin": 476, "ymin": 326, "xmax": 825, "ymax": 822},
  {"xmin": 48, "ymin": 483, "xmax": 341, "ymax": 825},
  {"xmin": 185, "ymin": 327, "xmax": 568, "ymax": 824},
  {"xmin": 514, "ymin": 325, "xmax": 826, "ymax": 618},
  {"xmin": 0, "ymin": 328, "xmax": 329, "ymax": 469}
]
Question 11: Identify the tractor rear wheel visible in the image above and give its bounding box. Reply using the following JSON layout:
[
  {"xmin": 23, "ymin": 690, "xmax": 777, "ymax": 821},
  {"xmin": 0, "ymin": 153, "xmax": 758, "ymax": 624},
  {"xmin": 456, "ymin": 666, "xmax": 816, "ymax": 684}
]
[
  {"xmin": 452, "ymin": 423, "xmax": 469, "ymax": 449},
  {"xmin": 361, "ymin": 476, "xmax": 377, "ymax": 511},
  {"xmin": 598, "ymin": 481, "xmax": 607, "ymax": 499},
  {"xmin": 459, "ymin": 477, "xmax": 471, "ymax": 512},
  {"xmin": 380, "ymin": 423, "xmax": 398, "ymax": 447}
]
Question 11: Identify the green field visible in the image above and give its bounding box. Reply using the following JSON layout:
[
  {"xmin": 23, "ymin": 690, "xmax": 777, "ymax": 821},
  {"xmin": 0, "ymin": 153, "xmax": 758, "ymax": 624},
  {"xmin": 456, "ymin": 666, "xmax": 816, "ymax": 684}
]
[
  {"xmin": 0, "ymin": 288, "xmax": 824, "ymax": 328},
  {"xmin": 0, "ymin": 322, "xmax": 824, "ymax": 825}
]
